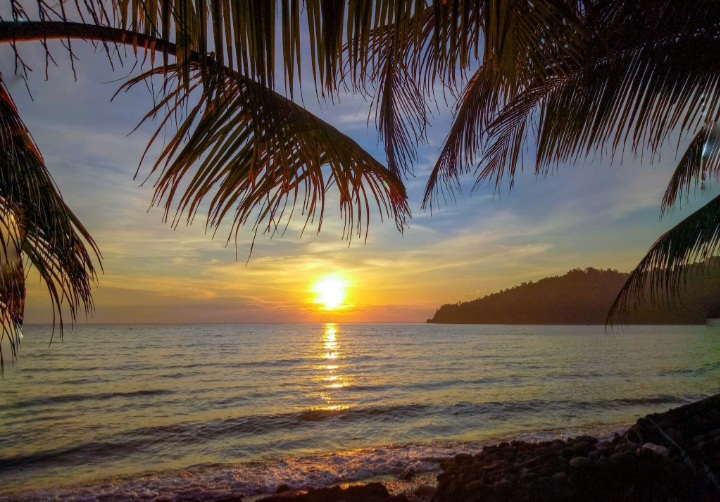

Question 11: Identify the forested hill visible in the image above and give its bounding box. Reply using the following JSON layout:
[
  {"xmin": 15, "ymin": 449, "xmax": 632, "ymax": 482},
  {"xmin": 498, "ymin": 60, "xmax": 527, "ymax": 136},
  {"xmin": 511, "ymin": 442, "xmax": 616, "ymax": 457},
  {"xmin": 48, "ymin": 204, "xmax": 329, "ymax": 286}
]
[{"xmin": 427, "ymin": 267, "xmax": 720, "ymax": 324}]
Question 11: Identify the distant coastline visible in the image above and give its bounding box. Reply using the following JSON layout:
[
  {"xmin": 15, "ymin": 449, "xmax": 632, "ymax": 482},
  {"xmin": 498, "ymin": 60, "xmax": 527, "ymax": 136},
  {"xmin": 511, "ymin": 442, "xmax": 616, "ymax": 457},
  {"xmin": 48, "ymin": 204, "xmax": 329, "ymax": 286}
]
[{"xmin": 427, "ymin": 266, "xmax": 720, "ymax": 325}]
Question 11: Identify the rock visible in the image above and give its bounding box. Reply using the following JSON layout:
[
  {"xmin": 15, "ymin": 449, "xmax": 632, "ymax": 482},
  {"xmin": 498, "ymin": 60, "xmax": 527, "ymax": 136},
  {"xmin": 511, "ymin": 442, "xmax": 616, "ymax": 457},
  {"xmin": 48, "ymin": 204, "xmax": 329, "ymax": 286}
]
[
  {"xmin": 433, "ymin": 394, "xmax": 720, "ymax": 502},
  {"xmin": 454, "ymin": 453, "xmax": 474, "ymax": 464},
  {"xmin": 490, "ymin": 479, "xmax": 512, "ymax": 499},
  {"xmin": 614, "ymin": 442, "xmax": 635, "ymax": 453},
  {"xmin": 551, "ymin": 472, "xmax": 568, "ymax": 482},
  {"xmin": 567, "ymin": 440, "xmax": 594, "ymax": 456},
  {"xmin": 464, "ymin": 479, "xmax": 486, "ymax": 493},
  {"xmin": 276, "ymin": 484, "xmax": 292, "ymax": 493},
  {"xmin": 569, "ymin": 456, "xmax": 592, "ymax": 469},
  {"xmin": 609, "ymin": 450, "xmax": 636, "ymax": 465},
  {"xmin": 573, "ymin": 435, "xmax": 599, "ymax": 445},
  {"xmin": 412, "ymin": 484, "xmax": 435, "ymax": 499},
  {"xmin": 398, "ymin": 467, "xmax": 415, "ymax": 480},
  {"xmin": 666, "ymin": 427, "xmax": 683, "ymax": 442},
  {"xmin": 446, "ymin": 479, "xmax": 463, "ymax": 497},
  {"xmin": 535, "ymin": 455, "xmax": 568, "ymax": 477},
  {"xmin": 595, "ymin": 440, "xmax": 613, "ymax": 453},
  {"xmin": 257, "ymin": 482, "xmax": 406, "ymax": 502},
  {"xmin": 641, "ymin": 442, "xmax": 670, "ymax": 457}
]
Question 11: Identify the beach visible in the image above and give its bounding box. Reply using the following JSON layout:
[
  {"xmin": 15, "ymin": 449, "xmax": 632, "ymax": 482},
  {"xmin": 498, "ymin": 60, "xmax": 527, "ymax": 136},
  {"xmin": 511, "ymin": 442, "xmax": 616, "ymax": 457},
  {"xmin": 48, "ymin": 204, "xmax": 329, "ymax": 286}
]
[
  {"xmin": 4, "ymin": 395, "xmax": 719, "ymax": 501},
  {"xmin": 1, "ymin": 324, "xmax": 718, "ymax": 500},
  {"xmin": 248, "ymin": 395, "xmax": 720, "ymax": 501}
]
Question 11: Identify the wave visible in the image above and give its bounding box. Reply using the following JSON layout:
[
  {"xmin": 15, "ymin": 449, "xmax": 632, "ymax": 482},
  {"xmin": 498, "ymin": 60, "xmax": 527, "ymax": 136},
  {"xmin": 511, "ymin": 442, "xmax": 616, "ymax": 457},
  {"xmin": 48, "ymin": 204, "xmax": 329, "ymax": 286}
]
[
  {"xmin": 660, "ymin": 360, "xmax": 720, "ymax": 376},
  {"xmin": 446, "ymin": 395, "xmax": 693, "ymax": 418},
  {"xmin": 0, "ymin": 403, "xmax": 433, "ymax": 472},
  {"xmin": 0, "ymin": 442, "xmax": 471, "ymax": 501},
  {"xmin": 0, "ymin": 394, "xmax": 685, "ymax": 473},
  {"xmin": 0, "ymin": 389, "xmax": 173, "ymax": 412}
]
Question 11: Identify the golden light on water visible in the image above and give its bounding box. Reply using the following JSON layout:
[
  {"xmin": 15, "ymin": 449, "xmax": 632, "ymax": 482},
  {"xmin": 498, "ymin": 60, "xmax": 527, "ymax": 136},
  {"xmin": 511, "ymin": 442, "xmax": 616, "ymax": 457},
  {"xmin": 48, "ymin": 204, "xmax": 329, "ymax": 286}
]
[
  {"xmin": 311, "ymin": 323, "xmax": 350, "ymax": 412},
  {"xmin": 312, "ymin": 276, "xmax": 348, "ymax": 310},
  {"xmin": 323, "ymin": 323, "xmax": 339, "ymax": 361}
]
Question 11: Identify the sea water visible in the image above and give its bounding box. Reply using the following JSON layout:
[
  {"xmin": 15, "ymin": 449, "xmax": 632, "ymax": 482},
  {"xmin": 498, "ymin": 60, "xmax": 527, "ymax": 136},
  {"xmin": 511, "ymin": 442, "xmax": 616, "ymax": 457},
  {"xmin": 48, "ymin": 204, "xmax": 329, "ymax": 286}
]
[{"xmin": 0, "ymin": 323, "xmax": 718, "ymax": 500}]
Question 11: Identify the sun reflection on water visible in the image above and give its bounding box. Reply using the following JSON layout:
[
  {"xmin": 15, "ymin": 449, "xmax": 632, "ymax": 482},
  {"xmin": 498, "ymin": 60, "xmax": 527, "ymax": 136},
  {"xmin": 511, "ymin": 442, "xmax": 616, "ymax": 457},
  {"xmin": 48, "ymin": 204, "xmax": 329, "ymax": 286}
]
[{"xmin": 312, "ymin": 323, "xmax": 350, "ymax": 412}]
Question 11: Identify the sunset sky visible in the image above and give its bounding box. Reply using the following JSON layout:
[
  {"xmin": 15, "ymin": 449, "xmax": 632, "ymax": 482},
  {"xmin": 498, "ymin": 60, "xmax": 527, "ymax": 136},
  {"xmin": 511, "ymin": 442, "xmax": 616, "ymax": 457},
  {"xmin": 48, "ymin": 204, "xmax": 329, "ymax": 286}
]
[{"xmin": 3, "ymin": 41, "xmax": 716, "ymax": 324}]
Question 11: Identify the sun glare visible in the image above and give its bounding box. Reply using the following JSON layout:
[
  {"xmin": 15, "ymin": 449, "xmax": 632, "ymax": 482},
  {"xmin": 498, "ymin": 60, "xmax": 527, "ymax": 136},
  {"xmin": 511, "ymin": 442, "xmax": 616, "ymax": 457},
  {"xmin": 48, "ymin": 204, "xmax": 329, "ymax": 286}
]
[{"xmin": 313, "ymin": 276, "xmax": 347, "ymax": 310}]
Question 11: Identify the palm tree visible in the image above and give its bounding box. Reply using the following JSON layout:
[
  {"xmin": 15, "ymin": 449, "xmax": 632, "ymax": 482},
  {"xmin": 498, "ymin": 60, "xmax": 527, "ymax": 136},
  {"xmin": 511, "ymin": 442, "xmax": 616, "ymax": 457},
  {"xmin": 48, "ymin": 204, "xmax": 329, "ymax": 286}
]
[
  {"xmin": 0, "ymin": 0, "xmax": 718, "ymax": 368},
  {"xmin": 417, "ymin": 0, "xmax": 720, "ymax": 322}
]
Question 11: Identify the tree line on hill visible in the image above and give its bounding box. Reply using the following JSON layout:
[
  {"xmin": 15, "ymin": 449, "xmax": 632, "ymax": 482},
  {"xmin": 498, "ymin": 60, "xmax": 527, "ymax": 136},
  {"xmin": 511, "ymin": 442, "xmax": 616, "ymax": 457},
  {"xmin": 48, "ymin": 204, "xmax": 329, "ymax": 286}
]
[{"xmin": 427, "ymin": 265, "xmax": 720, "ymax": 324}]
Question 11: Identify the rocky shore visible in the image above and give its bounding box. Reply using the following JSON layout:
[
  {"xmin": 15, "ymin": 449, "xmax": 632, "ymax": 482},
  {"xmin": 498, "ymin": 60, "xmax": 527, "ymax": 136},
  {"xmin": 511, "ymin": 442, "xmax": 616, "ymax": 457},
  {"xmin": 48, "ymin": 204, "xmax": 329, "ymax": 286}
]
[{"xmin": 258, "ymin": 394, "xmax": 720, "ymax": 502}]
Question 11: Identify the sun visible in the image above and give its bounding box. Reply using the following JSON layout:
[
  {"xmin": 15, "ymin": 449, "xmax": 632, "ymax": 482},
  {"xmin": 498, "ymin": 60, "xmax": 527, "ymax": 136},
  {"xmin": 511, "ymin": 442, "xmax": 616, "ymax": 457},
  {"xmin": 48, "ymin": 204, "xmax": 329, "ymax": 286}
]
[{"xmin": 313, "ymin": 276, "xmax": 347, "ymax": 310}]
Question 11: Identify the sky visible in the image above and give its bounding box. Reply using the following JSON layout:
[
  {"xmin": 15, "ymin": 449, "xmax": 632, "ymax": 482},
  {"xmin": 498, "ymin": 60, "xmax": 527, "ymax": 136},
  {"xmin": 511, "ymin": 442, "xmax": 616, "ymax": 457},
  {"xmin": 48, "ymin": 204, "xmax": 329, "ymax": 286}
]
[{"xmin": 2, "ymin": 37, "xmax": 716, "ymax": 325}]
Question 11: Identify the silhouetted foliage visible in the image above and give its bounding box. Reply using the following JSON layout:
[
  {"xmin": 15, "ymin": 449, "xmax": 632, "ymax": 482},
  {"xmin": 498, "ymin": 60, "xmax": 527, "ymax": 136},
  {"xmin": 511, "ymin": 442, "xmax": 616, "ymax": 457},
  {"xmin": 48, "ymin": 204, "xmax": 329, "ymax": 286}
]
[
  {"xmin": 428, "ymin": 265, "xmax": 720, "ymax": 324},
  {"xmin": 3, "ymin": 1, "xmax": 720, "ymax": 366}
]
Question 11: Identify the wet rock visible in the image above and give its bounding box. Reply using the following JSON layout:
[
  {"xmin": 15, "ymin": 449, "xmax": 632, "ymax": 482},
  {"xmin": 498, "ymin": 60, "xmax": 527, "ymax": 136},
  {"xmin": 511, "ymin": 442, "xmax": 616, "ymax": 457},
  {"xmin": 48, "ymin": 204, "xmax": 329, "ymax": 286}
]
[
  {"xmin": 412, "ymin": 484, "xmax": 435, "ymax": 499},
  {"xmin": 569, "ymin": 456, "xmax": 592, "ymax": 469},
  {"xmin": 609, "ymin": 450, "xmax": 636, "ymax": 465},
  {"xmin": 666, "ymin": 427, "xmax": 683, "ymax": 442},
  {"xmin": 551, "ymin": 439, "xmax": 566, "ymax": 448},
  {"xmin": 454, "ymin": 453, "xmax": 473, "ymax": 464},
  {"xmin": 595, "ymin": 440, "xmax": 613, "ymax": 453},
  {"xmin": 566, "ymin": 440, "xmax": 594, "ymax": 457},
  {"xmin": 257, "ymin": 482, "xmax": 407, "ymax": 502},
  {"xmin": 536, "ymin": 456, "xmax": 568, "ymax": 477},
  {"xmin": 398, "ymin": 467, "xmax": 415, "ymax": 480},
  {"xmin": 550, "ymin": 472, "xmax": 568, "ymax": 482},
  {"xmin": 640, "ymin": 442, "xmax": 669, "ymax": 457},
  {"xmin": 464, "ymin": 479, "xmax": 486, "ymax": 493},
  {"xmin": 490, "ymin": 479, "xmax": 512, "ymax": 500},
  {"xmin": 433, "ymin": 394, "xmax": 720, "ymax": 502},
  {"xmin": 613, "ymin": 442, "xmax": 635, "ymax": 453}
]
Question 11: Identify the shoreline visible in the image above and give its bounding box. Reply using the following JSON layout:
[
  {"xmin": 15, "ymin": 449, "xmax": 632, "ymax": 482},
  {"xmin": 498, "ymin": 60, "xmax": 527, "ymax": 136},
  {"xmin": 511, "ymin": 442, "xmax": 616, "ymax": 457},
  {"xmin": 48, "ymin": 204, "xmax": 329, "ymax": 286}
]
[
  {"xmin": 253, "ymin": 394, "xmax": 720, "ymax": 501},
  {"xmin": 3, "ymin": 395, "xmax": 719, "ymax": 501}
]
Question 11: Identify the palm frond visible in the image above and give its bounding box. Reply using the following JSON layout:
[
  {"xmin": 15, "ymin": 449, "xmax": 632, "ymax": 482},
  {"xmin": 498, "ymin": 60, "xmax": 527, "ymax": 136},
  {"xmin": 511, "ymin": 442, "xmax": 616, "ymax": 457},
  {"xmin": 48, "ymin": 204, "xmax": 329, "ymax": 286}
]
[
  {"xmin": 0, "ymin": 208, "xmax": 24, "ymax": 373},
  {"xmin": 420, "ymin": 0, "xmax": 581, "ymax": 207},
  {"xmin": 121, "ymin": 63, "xmax": 409, "ymax": 245},
  {"xmin": 661, "ymin": 122, "xmax": 720, "ymax": 214},
  {"xmin": 475, "ymin": 0, "xmax": 720, "ymax": 191},
  {"xmin": 0, "ymin": 80, "xmax": 101, "ymax": 372},
  {"xmin": 372, "ymin": 20, "xmax": 429, "ymax": 178},
  {"xmin": 608, "ymin": 193, "xmax": 720, "ymax": 324},
  {"xmin": 422, "ymin": 65, "xmax": 506, "ymax": 208},
  {"xmin": 477, "ymin": 77, "xmax": 568, "ymax": 190},
  {"xmin": 1, "ymin": 19, "xmax": 409, "ymax": 242}
]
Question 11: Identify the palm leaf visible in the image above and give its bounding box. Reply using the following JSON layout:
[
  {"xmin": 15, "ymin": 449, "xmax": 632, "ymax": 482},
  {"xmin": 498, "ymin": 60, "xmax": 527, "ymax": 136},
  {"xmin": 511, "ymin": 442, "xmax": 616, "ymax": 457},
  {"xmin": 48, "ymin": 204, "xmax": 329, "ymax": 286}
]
[
  {"xmin": 475, "ymin": 0, "xmax": 720, "ymax": 191},
  {"xmin": 1, "ymin": 17, "xmax": 410, "ymax": 242},
  {"xmin": 0, "ymin": 81, "xmax": 101, "ymax": 372},
  {"xmin": 0, "ymin": 208, "xmax": 24, "ymax": 373},
  {"xmin": 423, "ymin": 65, "xmax": 509, "ymax": 208},
  {"xmin": 121, "ymin": 63, "xmax": 409, "ymax": 245},
  {"xmin": 608, "ymin": 193, "xmax": 720, "ymax": 324},
  {"xmin": 661, "ymin": 122, "xmax": 720, "ymax": 214},
  {"xmin": 418, "ymin": 0, "xmax": 581, "ymax": 207},
  {"xmin": 370, "ymin": 19, "xmax": 429, "ymax": 178}
]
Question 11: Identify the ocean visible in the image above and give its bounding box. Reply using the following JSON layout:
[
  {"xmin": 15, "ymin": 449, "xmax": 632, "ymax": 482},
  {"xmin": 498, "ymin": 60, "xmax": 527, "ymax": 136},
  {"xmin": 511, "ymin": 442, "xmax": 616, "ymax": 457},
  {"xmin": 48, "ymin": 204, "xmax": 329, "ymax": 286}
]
[{"xmin": 0, "ymin": 323, "xmax": 718, "ymax": 500}]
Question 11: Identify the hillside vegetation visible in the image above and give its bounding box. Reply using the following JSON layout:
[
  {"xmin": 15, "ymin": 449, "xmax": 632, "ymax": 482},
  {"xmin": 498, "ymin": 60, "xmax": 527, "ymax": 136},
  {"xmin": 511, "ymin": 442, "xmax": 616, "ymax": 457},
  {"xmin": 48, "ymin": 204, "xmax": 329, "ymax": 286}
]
[{"xmin": 427, "ymin": 267, "xmax": 720, "ymax": 324}]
